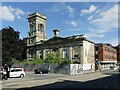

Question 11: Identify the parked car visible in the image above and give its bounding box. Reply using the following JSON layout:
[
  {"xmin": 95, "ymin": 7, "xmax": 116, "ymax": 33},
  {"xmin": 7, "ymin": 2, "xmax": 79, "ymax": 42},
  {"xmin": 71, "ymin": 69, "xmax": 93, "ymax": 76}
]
[
  {"xmin": 34, "ymin": 68, "xmax": 50, "ymax": 74},
  {"xmin": 9, "ymin": 67, "xmax": 25, "ymax": 78}
]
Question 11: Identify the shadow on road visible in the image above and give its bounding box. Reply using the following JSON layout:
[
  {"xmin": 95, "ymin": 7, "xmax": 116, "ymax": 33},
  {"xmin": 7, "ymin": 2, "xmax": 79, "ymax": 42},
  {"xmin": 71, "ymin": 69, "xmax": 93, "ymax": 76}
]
[
  {"xmin": 12, "ymin": 73, "xmax": 120, "ymax": 90},
  {"xmin": 2, "ymin": 72, "xmax": 120, "ymax": 90}
]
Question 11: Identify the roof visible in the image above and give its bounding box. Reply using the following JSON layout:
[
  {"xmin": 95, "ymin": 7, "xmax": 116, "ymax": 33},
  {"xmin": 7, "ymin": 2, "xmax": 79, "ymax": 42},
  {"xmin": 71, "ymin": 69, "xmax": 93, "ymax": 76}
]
[
  {"xmin": 43, "ymin": 34, "xmax": 94, "ymax": 45},
  {"xmin": 43, "ymin": 36, "xmax": 67, "ymax": 45}
]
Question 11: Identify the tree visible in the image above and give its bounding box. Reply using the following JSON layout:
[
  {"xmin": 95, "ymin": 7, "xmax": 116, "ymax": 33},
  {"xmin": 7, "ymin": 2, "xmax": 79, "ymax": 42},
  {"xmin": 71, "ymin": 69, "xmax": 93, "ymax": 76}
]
[
  {"xmin": 45, "ymin": 52, "xmax": 60, "ymax": 64},
  {"xmin": 1, "ymin": 26, "xmax": 22, "ymax": 65},
  {"xmin": 19, "ymin": 38, "xmax": 27, "ymax": 60}
]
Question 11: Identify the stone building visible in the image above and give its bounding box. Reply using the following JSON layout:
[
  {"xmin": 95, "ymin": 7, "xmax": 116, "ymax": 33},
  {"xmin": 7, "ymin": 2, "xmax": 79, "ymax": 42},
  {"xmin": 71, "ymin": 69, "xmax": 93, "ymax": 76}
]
[
  {"xmin": 26, "ymin": 11, "xmax": 95, "ymax": 70},
  {"xmin": 27, "ymin": 11, "xmax": 46, "ymax": 58},
  {"xmin": 27, "ymin": 11, "xmax": 46, "ymax": 47}
]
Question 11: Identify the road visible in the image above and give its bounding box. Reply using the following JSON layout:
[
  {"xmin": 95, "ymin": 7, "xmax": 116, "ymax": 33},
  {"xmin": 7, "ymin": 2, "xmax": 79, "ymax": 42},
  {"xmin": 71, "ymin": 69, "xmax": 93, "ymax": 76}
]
[
  {"xmin": 1, "ymin": 69, "xmax": 120, "ymax": 89},
  {"xmin": 2, "ymin": 72, "xmax": 68, "ymax": 86}
]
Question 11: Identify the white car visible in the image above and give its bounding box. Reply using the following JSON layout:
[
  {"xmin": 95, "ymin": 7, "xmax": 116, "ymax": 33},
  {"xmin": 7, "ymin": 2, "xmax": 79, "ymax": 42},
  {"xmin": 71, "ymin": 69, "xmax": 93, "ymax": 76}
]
[{"xmin": 9, "ymin": 68, "xmax": 25, "ymax": 78}]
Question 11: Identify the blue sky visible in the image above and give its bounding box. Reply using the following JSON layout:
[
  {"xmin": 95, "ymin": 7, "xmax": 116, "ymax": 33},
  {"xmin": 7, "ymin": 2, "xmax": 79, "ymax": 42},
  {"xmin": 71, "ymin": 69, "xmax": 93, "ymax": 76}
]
[{"xmin": 0, "ymin": 2, "xmax": 118, "ymax": 46}]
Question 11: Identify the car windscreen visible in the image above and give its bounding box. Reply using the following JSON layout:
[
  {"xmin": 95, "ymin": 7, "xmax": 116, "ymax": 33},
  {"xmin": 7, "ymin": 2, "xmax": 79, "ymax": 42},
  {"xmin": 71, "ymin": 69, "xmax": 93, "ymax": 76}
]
[{"xmin": 11, "ymin": 69, "xmax": 22, "ymax": 72}]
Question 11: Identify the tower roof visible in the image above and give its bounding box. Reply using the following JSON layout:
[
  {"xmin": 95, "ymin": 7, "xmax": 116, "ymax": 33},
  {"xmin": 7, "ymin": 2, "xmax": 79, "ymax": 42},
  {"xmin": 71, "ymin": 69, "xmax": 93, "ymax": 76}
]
[{"xmin": 27, "ymin": 11, "xmax": 46, "ymax": 20}]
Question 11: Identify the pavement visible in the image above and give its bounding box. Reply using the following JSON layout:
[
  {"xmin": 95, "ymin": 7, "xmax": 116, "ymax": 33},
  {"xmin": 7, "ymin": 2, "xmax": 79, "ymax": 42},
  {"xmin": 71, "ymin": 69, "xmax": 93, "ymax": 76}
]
[{"xmin": 1, "ymin": 69, "xmax": 120, "ymax": 89}]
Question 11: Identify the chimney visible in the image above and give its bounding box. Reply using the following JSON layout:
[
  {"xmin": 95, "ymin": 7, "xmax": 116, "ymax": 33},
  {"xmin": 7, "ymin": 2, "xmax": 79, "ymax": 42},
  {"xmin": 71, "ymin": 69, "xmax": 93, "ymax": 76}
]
[{"xmin": 53, "ymin": 29, "xmax": 59, "ymax": 37}]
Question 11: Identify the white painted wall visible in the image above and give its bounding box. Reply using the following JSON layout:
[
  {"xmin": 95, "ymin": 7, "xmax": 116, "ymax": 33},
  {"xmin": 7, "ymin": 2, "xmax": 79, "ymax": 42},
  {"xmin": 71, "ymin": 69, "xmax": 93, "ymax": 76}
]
[
  {"xmin": 83, "ymin": 63, "xmax": 91, "ymax": 70},
  {"xmin": 70, "ymin": 63, "xmax": 95, "ymax": 75}
]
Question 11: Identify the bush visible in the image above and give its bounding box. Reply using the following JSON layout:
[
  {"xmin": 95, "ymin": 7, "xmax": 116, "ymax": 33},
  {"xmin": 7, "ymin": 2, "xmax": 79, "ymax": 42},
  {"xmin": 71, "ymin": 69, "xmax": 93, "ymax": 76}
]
[
  {"xmin": 61, "ymin": 58, "xmax": 71, "ymax": 64},
  {"xmin": 12, "ymin": 53, "xmax": 72, "ymax": 65},
  {"xmin": 44, "ymin": 52, "xmax": 72, "ymax": 64},
  {"xmin": 45, "ymin": 52, "xmax": 61, "ymax": 64},
  {"xmin": 19, "ymin": 55, "xmax": 44, "ymax": 64},
  {"xmin": 10, "ymin": 58, "xmax": 20, "ymax": 65}
]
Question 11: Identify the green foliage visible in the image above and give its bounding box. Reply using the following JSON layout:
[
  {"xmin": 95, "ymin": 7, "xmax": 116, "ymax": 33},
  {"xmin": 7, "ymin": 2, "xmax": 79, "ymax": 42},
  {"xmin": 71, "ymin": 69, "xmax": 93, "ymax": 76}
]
[
  {"xmin": 1, "ymin": 26, "xmax": 25, "ymax": 65},
  {"xmin": 10, "ymin": 52, "xmax": 72, "ymax": 65},
  {"xmin": 19, "ymin": 38, "xmax": 27, "ymax": 60},
  {"xmin": 60, "ymin": 58, "xmax": 71, "ymax": 64},
  {"xmin": 19, "ymin": 55, "xmax": 44, "ymax": 64},
  {"xmin": 45, "ymin": 52, "xmax": 71, "ymax": 64},
  {"xmin": 45, "ymin": 52, "xmax": 61, "ymax": 64},
  {"xmin": 32, "ymin": 55, "xmax": 44, "ymax": 64},
  {"xmin": 10, "ymin": 58, "xmax": 20, "ymax": 65}
]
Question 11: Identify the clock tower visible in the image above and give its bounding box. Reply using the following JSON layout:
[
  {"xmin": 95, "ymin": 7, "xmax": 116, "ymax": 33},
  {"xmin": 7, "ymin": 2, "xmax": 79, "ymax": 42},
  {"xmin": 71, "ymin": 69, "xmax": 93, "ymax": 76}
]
[
  {"xmin": 27, "ymin": 11, "xmax": 46, "ymax": 46},
  {"xmin": 26, "ymin": 11, "xmax": 47, "ymax": 59}
]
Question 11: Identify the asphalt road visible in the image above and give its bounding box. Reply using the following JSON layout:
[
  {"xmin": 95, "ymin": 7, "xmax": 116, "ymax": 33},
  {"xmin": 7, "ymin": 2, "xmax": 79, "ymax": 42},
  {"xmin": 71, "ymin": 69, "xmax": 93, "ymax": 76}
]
[
  {"xmin": 2, "ymin": 72, "xmax": 68, "ymax": 85},
  {"xmin": 1, "ymin": 69, "xmax": 120, "ymax": 89}
]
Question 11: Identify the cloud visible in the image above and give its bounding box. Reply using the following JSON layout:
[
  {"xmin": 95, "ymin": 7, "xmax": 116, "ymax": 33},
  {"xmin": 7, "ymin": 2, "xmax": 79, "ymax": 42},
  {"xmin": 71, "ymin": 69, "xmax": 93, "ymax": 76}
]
[
  {"xmin": 63, "ymin": 28, "xmax": 81, "ymax": 32},
  {"xmin": 0, "ymin": 6, "xmax": 15, "ymax": 21},
  {"xmin": 91, "ymin": 5, "xmax": 118, "ymax": 28},
  {"xmin": 100, "ymin": 38, "xmax": 118, "ymax": 46},
  {"xmin": 86, "ymin": 4, "xmax": 118, "ymax": 39},
  {"xmin": 64, "ymin": 20, "xmax": 83, "ymax": 32},
  {"xmin": 86, "ymin": 33, "xmax": 104, "ymax": 38},
  {"xmin": 111, "ymin": 40, "xmax": 118, "ymax": 46},
  {"xmin": 0, "ymin": 5, "xmax": 25, "ymax": 21},
  {"xmin": 87, "ymin": 15, "xmax": 93, "ymax": 21},
  {"xmin": 66, "ymin": 20, "xmax": 83, "ymax": 28},
  {"xmin": 95, "ymin": 9, "xmax": 100, "ymax": 13},
  {"xmin": 67, "ymin": 6, "xmax": 74, "ymax": 17},
  {"xmin": 70, "ymin": 21, "xmax": 77, "ymax": 27},
  {"xmin": 81, "ymin": 5, "xmax": 97, "ymax": 16},
  {"xmin": 15, "ymin": 8, "xmax": 25, "ymax": 19},
  {"xmin": 46, "ymin": 3, "xmax": 75, "ymax": 17}
]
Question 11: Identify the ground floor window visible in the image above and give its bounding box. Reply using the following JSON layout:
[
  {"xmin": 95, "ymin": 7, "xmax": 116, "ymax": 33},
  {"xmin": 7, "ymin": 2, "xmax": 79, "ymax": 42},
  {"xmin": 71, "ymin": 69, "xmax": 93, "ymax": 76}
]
[{"xmin": 63, "ymin": 50, "xmax": 68, "ymax": 58}]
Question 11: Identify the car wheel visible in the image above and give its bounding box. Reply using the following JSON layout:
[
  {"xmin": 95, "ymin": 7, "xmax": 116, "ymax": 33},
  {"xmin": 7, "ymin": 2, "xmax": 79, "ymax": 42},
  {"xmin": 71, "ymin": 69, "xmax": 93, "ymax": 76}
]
[
  {"xmin": 40, "ymin": 71, "xmax": 42, "ymax": 74},
  {"xmin": 20, "ymin": 74, "xmax": 24, "ymax": 78}
]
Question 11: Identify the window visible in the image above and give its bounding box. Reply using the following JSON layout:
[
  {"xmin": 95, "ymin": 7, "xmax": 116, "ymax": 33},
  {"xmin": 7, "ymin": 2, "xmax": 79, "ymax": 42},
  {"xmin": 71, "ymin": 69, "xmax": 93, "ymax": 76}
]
[
  {"xmin": 63, "ymin": 50, "xmax": 68, "ymax": 58},
  {"xmin": 96, "ymin": 51, "xmax": 98, "ymax": 55},
  {"xmin": 74, "ymin": 54, "xmax": 79, "ymax": 58},
  {"xmin": 30, "ymin": 24, "xmax": 35, "ymax": 34},
  {"xmin": 38, "ymin": 24, "xmax": 44, "ymax": 32},
  {"xmin": 15, "ymin": 69, "xmax": 22, "ymax": 72},
  {"xmin": 11, "ymin": 69, "xmax": 15, "ymax": 72},
  {"xmin": 33, "ymin": 38, "xmax": 36, "ymax": 43},
  {"xmin": 95, "ymin": 47, "xmax": 98, "ymax": 51}
]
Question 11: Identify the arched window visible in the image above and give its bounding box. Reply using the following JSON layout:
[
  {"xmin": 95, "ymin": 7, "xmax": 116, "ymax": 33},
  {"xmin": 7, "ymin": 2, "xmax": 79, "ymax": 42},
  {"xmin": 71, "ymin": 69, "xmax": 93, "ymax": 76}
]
[
  {"xmin": 38, "ymin": 23, "xmax": 44, "ymax": 32},
  {"xmin": 30, "ymin": 24, "xmax": 35, "ymax": 35}
]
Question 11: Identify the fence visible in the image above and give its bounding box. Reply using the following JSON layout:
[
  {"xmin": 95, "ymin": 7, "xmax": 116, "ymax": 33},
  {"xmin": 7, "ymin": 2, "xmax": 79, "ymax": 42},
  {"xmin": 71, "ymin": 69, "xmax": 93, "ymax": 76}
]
[
  {"xmin": 12, "ymin": 63, "xmax": 94, "ymax": 75},
  {"xmin": 12, "ymin": 63, "xmax": 70, "ymax": 74}
]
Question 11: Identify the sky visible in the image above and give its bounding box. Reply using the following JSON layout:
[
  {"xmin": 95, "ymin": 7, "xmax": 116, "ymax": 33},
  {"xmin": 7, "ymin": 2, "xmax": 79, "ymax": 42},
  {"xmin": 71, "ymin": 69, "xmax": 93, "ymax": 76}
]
[{"xmin": 0, "ymin": 2, "xmax": 119, "ymax": 46}]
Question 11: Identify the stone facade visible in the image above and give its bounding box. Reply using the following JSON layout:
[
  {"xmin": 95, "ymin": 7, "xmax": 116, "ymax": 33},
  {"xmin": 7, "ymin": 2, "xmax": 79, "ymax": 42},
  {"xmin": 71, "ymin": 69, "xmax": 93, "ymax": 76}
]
[
  {"xmin": 26, "ymin": 11, "xmax": 46, "ymax": 59},
  {"xmin": 26, "ymin": 11, "xmax": 95, "ymax": 70}
]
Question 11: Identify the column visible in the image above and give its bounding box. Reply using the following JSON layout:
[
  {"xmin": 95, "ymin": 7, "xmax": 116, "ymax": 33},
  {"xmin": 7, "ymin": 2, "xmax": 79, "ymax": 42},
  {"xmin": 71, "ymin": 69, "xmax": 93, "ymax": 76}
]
[
  {"xmin": 68, "ymin": 46, "xmax": 72, "ymax": 62},
  {"xmin": 26, "ymin": 49, "xmax": 30, "ymax": 59},
  {"xmin": 36, "ymin": 50, "xmax": 40, "ymax": 58},
  {"xmin": 59, "ymin": 47, "xmax": 63, "ymax": 58},
  {"xmin": 80, "ymin": 46, "xmax": 83, "ymax": 64},
  {"xmin": 72, "ymin": 47, "xmax": 75, "ymax": 58},
  {"xmin": 43, "ymin": 49, "xmax": 46, "ymax": 60}
]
